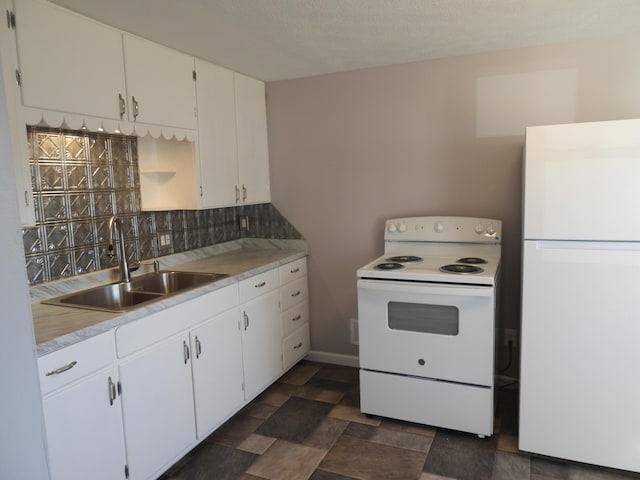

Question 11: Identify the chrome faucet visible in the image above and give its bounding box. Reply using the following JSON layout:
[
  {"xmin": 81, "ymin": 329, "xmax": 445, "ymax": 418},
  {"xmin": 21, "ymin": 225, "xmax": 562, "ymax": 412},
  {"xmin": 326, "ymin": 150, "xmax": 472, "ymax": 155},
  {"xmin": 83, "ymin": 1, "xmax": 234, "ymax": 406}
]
[{"xmin": 107, "ymin": 215, "xmax": 132, "ymax": 284}]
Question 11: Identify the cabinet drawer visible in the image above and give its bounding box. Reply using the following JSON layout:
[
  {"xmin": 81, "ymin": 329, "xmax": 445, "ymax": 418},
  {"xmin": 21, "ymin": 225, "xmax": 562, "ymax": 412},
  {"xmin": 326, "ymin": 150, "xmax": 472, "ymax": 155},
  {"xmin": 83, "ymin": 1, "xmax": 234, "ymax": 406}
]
[
  {"xmin": 39, "ymin": 332, "xmax": 115, "ymax": 396},
  {"xmin": 279, "ymin": 258, "xmax": 307, "ymax": 285},
  {"xmin": 280, "ymin": 277, "xmax": 308, "ymax": 311},
  {"xmin": 238, "ymin": 268, "xmax": 278, "ymax": 304},
  {"xmin": 281, "ymin": 301, "xmax": 309, "ymax": 338},
  {"xmin": 283, "ymin": 323, "xmax": 310, "ymax": 370}
]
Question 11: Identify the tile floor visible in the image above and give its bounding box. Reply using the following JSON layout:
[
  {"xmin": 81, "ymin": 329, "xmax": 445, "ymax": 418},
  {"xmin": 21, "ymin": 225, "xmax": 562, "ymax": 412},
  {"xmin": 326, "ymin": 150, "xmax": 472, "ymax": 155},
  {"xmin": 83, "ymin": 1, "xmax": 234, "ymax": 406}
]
[{"xmin": 160, "ymin": 361, "xmax": 640, "ymax": 480}]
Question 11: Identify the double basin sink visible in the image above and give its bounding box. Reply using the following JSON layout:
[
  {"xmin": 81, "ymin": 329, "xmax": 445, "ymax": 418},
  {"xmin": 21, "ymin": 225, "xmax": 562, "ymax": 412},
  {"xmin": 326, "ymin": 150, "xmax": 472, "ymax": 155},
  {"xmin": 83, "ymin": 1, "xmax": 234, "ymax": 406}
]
[{"xmin": 43, "ymin": 270, "xmax": 229, "ymax": 313}]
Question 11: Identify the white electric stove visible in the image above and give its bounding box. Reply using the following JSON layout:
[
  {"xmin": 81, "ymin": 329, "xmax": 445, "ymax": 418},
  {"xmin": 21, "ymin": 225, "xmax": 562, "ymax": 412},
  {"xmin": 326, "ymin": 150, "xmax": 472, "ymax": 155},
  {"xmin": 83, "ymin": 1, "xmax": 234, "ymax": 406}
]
[{"xmin": 357, "ymin": 216, "xmax": 502, "ymax": 437}]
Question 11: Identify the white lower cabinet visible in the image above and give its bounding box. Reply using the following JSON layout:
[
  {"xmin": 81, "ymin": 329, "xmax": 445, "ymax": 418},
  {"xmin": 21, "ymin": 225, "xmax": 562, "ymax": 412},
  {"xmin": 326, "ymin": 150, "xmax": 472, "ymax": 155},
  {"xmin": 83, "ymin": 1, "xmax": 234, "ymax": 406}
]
[
  {"xmin": 238, "ymin": 269, "xmax": 283, "ymax": 401},
  {"xmin": 190, "ymin": 308, "xmax": 244, "ymax": 438},
  {"xmin": 118, "ymin": 333, "xmax": 196, "ymax": 480},
  {"xmin": 279, "ymin": 258, "xmax": 311, "ymax": 370},
  {"xmin": 39, "ymin": 333, "xmax": 126, "ymax": 480},
  {"xmin": 40, "ymin": 258, "xmax": 310, "ymax": 480}
]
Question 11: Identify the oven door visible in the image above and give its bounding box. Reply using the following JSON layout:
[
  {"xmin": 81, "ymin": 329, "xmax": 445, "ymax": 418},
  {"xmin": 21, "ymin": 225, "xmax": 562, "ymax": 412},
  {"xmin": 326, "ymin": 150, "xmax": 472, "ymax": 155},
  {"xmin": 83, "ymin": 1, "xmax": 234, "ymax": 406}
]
[{"xmin": 358, "ymin": 279, "xmax": 495, "ymax": 386}]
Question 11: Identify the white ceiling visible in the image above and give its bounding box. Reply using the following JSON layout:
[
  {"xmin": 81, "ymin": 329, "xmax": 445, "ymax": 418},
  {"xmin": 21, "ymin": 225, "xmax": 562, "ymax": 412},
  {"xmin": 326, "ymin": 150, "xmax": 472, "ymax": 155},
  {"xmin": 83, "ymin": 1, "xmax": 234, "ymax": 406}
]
[{"xmin": 48, "ymin": 0, "xmax": 640, "ymax": 82}]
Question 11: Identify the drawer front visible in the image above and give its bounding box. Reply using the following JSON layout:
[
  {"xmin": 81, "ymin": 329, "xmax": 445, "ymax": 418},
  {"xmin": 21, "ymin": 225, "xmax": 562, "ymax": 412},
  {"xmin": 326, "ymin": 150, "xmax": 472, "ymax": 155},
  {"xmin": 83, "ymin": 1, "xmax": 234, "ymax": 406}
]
[
  {"xmin": 283, "ymin": 323, "xmax": 310, "ymax": 370},
  {"xmin": 360, "ymin": 369, "xmax": 493, "ymax": 436},
  {"xmin": 39, "ymin": 331, "xmax": 115, "ymax": 395},
  {"xmin": 238, "ymin": 268, "xmax": 279, "ymax": 304},
  {"xmin": 280, "ymin": 277, "xmax": 308, "ymax": 311},
  {"xmin": 281, "ymin": 300, "xmax": 309, "ymax": 338},
  {"xmin": 116, "ymin": 284, "xmax": 238, "ymax": 358},
  {"xmin": 279, "ymin": 258, "xmax": 307, "ymax": 285}
]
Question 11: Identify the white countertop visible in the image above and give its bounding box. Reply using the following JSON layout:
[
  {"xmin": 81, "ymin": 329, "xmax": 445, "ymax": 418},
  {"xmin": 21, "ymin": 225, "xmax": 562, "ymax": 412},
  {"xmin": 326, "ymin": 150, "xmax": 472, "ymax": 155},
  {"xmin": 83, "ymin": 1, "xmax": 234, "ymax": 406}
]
[{"xmin": 32, "ymin": 238, "xmax": 308, "ymax": 356}]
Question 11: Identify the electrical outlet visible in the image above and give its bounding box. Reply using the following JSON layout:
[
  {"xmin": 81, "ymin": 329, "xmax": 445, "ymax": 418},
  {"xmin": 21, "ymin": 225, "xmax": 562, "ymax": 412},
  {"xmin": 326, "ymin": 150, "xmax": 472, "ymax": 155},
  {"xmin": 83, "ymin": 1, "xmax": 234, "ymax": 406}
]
[
  {"xmin": 238, "ymin": 215, "xmax": 249, "ymax": 232},
  {"xmin": 350, "ymin": 319, "xmax": 359, "ymax": 345},
  {"xmin": 504, "ymin": 328, "xmax": 517, "ymax": 347},
  {"xmin": 159, "ymin": 233, "xmax": 171, "ymax": 247}
]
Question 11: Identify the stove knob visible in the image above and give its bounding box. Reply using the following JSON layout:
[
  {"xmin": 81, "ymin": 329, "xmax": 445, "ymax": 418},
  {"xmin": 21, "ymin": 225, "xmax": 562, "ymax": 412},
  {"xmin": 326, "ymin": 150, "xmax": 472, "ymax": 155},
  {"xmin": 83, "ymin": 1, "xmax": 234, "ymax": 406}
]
[
  {"xmin": 388, "ymin": 223, "xmax": 397, "ymax": 233},
  {"xmin": 398, "ymin": 223, "xmax": 407, "ymax": 232},
  {"xmin": 475, "ymin": 223, "xmax": 485, "ymax": 234},
  {"xmin": 434, "ymin": 221, "xmax": 444, "ymax": 233},
  {"xmin": 487, "ymin": 224, "xmax": 496, "ymax": 235}
]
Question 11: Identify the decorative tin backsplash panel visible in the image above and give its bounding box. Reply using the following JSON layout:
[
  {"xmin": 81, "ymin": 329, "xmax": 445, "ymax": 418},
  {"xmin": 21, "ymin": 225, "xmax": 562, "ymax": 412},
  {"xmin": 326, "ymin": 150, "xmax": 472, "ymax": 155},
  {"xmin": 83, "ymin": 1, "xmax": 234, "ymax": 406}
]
[{"xmin": 23, "ymin": 127, "xmax": 302, "ymax": 285}]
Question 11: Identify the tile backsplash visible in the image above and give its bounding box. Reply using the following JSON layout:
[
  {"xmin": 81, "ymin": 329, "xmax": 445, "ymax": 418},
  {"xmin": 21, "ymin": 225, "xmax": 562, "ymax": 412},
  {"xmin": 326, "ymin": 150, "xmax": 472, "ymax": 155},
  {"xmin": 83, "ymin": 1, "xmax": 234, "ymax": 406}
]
[{"xmin": 22, "ymin": 127, "xmax": 302, "ymax": 285}]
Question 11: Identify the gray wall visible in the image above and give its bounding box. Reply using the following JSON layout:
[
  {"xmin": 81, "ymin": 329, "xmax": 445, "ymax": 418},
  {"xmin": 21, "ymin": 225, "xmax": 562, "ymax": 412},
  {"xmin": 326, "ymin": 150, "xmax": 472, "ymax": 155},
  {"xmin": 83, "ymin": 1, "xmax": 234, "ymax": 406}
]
[
  {"xmin": 266, "ymin": 32, "xmax": 640, "ymax": 366},
  {"xmin": 0, "ymin": 55, "xmax": 50, "ymax": 479}
]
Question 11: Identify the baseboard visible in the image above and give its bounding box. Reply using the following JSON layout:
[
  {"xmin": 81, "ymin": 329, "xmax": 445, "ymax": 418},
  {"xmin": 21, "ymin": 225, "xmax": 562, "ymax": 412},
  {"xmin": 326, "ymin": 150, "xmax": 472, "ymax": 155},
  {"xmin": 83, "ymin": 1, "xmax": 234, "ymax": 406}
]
[{"xmin": 305, "ymin": 350, "xmax": 360, "ymax": 368}]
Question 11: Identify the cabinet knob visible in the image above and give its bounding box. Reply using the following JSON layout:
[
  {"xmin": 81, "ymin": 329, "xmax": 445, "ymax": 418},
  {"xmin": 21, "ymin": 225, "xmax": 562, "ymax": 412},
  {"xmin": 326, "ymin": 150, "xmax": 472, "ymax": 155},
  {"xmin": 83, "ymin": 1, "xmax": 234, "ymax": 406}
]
[
  {"xmin": 118, "ymin": 93, "xmax": 126, "ymax": 119},
  {"xmin": 108, "ymin": 376, "xmax": 117, "ymax": 406},
  {"xmin": 132, "ymin": 96, "xmax": 140, "ymax": 120},
  {"xmin": 45, "ymin": 360, "xmax": 77, "ymax": 376},
  {"xmin": 195, "ymin": 337, "xmax": 202, "ymax": 359},
  {"xmin": 183, "ymin": 340, "xmax": 190, "ymax": 364}
]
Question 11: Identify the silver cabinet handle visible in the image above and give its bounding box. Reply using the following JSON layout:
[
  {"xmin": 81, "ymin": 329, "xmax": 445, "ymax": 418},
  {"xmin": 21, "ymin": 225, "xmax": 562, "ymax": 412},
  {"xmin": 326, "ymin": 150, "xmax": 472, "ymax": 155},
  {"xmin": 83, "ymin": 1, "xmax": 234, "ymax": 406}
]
[
  {"xmin": 290, "ymin": 268, "xmax": 300, "ymax": 274},
  {"xmin": 235, "ymin": 185, "xmax": 240, "ymax": 203},
  {"xmin": 132, "ymin": 96, "xmax": 140, "ymax": 120},
  {"xmin": 293, "ymin": 342, "xmax": 303, "ymax": 350},
  {"xmin": 243, "ymin": 311, "xmax": 249, "ymax": 330},
  {"xmin": 242, "ymin": 184, "xmax": 247, "ymax": 201},
  {"xmin": 254, "ymin": 281, "xmax": 266, "ymax": 288},
  {"xmin": 45, "ymin": 361, "xmax": 77, "ymax": 376},
  {"xmin": 292, "ymin": 314, "xmax": 302, "ymax": 322},
  {"xmin": 195, "ymin": 337, "xmax": 202, "ymax": 359},
  {"xmin": 108, "ymin": 376, "xmax": 117, "ymax": 406},
  {"xmin": 118, "ymin": 93, "xmax": 126, "ymax": 119},
  {"xmin": 183, "ymin": 340, "xmax": 190, "ymax": 364}
]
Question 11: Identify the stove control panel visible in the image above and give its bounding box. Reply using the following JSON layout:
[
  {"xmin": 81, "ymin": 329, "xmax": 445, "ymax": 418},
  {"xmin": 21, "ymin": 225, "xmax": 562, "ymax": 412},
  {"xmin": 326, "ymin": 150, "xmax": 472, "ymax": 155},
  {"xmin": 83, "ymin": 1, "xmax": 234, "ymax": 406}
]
[{"xmin": 385, "ymin": 216, "xmax": 501, "ymax": 243}]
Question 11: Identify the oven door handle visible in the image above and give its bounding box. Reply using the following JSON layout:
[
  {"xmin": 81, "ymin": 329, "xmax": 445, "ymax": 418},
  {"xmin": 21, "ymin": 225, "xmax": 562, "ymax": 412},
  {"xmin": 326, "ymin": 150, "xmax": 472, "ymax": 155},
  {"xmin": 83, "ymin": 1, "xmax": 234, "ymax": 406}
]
[{"xmin": 357, "ymin": 279, "xmax": 494, "ymax": 297}]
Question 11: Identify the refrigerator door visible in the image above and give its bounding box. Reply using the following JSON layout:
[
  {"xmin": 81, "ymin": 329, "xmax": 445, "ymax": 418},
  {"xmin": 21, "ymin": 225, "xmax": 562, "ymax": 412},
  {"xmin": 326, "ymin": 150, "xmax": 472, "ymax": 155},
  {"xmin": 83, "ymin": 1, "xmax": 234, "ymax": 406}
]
[
  {"xmin": 519, "ymin": 240, "xmax": 640, "ymax": 472},
  {"xmin": 523, "ymin": 118, "xmax": 640, "ymax": 241}
]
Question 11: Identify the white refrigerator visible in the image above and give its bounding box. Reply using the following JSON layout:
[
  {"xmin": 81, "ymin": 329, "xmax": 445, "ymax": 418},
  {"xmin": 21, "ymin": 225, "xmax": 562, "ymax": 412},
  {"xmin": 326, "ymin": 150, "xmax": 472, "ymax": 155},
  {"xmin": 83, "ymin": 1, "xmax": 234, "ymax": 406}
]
[{"xmin": 519, "ymin": 118, "xmax": 640, "ymax": 473}]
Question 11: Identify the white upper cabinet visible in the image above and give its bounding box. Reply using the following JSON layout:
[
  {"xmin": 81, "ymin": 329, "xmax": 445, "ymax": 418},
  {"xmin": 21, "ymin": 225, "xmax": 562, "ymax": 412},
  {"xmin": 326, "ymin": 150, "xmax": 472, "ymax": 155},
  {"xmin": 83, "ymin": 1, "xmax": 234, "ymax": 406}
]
[
  {"xmin": 14, "ymin": 0, "xmax": 126, "ymax": 120},
  {"xmin": 122, "ymin": 34, "xmax": 197, "ymax": 129},
  {"xmin": 195, "ymin": 68, "xmax": 271, "ymax": 208},
  {"xmin": 0, "ymin": 0, "xmax": 34, "ymax": 225},
  {"xmin": 195, "ymin": 60, "xmax": 238, "ymax": 207},
  {"xmin": 235, "ymin": 73, "xmax": 271, "ymax": 205}
]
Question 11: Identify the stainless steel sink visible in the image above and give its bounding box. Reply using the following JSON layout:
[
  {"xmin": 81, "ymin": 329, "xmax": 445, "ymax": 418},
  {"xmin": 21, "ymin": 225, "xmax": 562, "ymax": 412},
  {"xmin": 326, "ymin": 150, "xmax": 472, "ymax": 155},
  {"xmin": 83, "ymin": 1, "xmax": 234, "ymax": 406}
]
[
  {"xmin": 128, "ymin": 271, "xmax": 228, "ymax": 295},
  {"xmin": 42, "ymin": 270, "xmax": 229, "ymax": 313}
]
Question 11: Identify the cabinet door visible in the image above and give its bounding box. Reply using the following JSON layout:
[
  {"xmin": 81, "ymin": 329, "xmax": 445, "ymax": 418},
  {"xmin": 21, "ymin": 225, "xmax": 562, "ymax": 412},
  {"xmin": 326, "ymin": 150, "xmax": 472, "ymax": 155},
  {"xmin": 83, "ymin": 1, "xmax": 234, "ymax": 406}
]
[
  {"xmin": 190, "ymin": 308, "xmax": 244, "ymax": 438},
  {"xmin": 123, "ymin": 34, "xmax": 196, "ymax": 129},
  {"xmin": 14, "ymin": 0, "xmax": 126, "ymax": 119},
  {"xmin": 195, "ymin": 59, "xmax": 238, "ymax": 208},
  {"xmin": 119, "ymin": 334, "xmax": 196, "ymax": 480},
  {"xmin": 235, "ymin": 73, "xmax": 271, "ymax": 204},
  {"xmin": 42, "ymin": 366, "xmax": 126, "ymax": 480},
  {"xmin": 0, "ymin": 0, "xmax": 34, "ymax": 225},
  {"xmin": 240, "ymin": 290, "xmax": 282, "ymax": 400}
]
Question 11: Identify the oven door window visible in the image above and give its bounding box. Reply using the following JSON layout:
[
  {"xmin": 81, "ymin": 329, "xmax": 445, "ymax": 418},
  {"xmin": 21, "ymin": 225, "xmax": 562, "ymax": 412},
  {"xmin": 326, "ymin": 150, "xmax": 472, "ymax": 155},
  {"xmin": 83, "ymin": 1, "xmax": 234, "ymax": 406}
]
[{"xmin": 388, "ymin": 302, "xmax": 459, "ymax": 335}]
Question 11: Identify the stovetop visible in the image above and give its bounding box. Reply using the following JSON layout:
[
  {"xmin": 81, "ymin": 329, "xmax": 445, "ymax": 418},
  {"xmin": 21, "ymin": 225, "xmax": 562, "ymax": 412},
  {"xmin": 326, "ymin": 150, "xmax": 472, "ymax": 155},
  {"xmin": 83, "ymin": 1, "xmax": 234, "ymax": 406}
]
[
  {"xmin": 357, "ymin": 243, "xmax": 501, "ymax": 285},
  {"xmin": 357, "ymin": 216, "xmax": 502, "ymax": 285}
]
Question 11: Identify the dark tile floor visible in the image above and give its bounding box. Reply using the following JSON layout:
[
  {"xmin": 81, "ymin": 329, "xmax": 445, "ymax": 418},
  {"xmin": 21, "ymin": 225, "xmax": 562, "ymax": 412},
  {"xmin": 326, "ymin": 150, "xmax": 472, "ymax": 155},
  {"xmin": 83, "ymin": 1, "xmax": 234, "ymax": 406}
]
[{"xmin": 161, "ymin": 361, "xmax": 640, "ymax": 480}]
